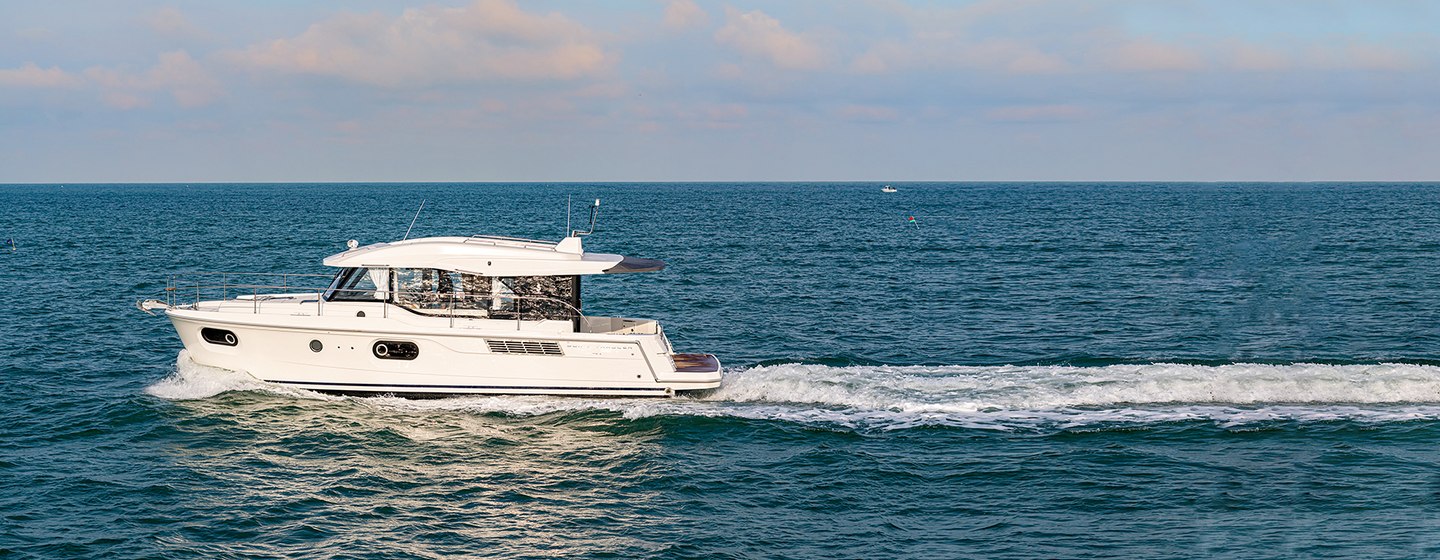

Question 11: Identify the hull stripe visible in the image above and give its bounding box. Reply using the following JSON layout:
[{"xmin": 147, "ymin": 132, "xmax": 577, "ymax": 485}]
[{"xmin": 263, "ymin": 379, "xmax": 668, "ymax": 392}]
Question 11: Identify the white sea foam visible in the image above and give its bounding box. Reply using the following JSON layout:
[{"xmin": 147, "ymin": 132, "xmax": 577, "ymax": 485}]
[
  {"xmin": 146, "ymin": 354, "xmax": 1440, "ymax": 429},
  {"xmin": 144, "ymin": 351, "xmax": 333, "ymax": 401}
]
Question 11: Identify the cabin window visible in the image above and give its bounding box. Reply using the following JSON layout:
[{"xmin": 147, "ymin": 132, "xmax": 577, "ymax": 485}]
[
  {"xmin": 390, "ymin": 270, "xmax": 579, "ymax": 321},
  {"xmin": 325, "ymin": 267, "xmax": 388, "ymax": 301},
  {"xmin": 454, "ymin": 273, "xmax": 495, "ymax": 313},
  {"xmin": 394, "ymin": 268, "xmax": 460, "ymax": 310},
  {"xmin": 499, "ymin": 276, "xmax": 578, "ymax": 319}
]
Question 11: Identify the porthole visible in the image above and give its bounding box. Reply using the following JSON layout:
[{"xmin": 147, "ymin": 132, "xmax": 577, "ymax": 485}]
[
  {"xmin": 201, "ymin": 328, "xmax": 238, "ymax": 346},
  {"xmin": 309, "ymin": 339, "xmax": 323, "ymax": 352},
  {"xmin": 373, "ymin": 340, "xmax": 419, "ymax": 360}
]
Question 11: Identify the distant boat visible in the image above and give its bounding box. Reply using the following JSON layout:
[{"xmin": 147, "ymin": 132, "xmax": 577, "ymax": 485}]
[{"xmin": 881, "ymin": 185, "xmax": 897, "ymax": 193}]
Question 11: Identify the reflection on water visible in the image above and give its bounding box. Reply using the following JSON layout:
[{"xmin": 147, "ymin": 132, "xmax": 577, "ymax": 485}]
[{"xmin": 158, "ymin": 393, "xmax": 671, "ymax": 557}]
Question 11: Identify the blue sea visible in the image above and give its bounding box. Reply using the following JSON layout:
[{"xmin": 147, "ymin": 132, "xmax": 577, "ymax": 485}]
[{"xmin": 6, "ymin": 182, "xmax": 1440, "ymax": 558}]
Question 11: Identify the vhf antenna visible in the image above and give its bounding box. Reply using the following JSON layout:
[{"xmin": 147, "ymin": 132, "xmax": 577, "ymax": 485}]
[
  {"xmin": 402, "ymin": 199, "xmax": 426, "ymax": 240},
  {"xmin": 570, "ymin": 199, "xmax": 600, "ymax": 237}
]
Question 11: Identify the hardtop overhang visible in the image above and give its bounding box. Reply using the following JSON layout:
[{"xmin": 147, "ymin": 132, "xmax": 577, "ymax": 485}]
[{"xmin": 322, "ymin": 235, "xmax": 666, "ymax": 277}]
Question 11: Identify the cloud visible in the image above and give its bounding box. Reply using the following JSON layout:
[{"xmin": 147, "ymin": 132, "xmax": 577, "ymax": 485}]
[
  {"xmin": 1094, "ymin": 40, "xmax": 1206, "ymax": 72},
  {"xmin": 843, "ymin": 1, "xmax": 1420, "ymax": 77},
  {"xmin": 714, "ymin": 8, "xmax": 825, "ymax": 70},
  {"xmin": 851, "ymin": 36, "xmax": 1070, "ymax": 76},
  {"xmin": 149, "ymin": 51, "xmax": 224, "ymax": 106},
  {"xmin": 663, "ymin": 0, "xmax": 708, "ymax": 30},
  {"xmin": 0, "ymin": 53, "xmax": 220, "ymax": 109},
  {"xmin": 148, "ymin": 7, "xmax": 207, "ymax": 40},
  {"xmin": 843, "ymin": 1, "xmax": 1093, "ymax": 76},
  {"xmin": 229, "ymin": 0, "xmax": 612, "ymax": 87},
  {"xmin": 84, "ymin": 51, "xmax": 223, "ymax": 108},
  {"xmin": 0, "ymin": 63, "xmax": 84, "ymax": 88},
  {"xmin": 16, "ymin": 27, "xmax": 56, "ymax": 41}
]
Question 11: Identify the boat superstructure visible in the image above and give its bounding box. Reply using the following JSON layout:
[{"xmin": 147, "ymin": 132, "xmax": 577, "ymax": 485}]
[{"xmin": 139, "ymin": 232, "xmax": 721, "ymax": 397}]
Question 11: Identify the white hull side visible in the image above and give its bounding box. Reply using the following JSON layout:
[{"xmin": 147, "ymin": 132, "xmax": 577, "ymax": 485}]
[{"xmin": 167, "ymin": 309, "xmax": 721, "ymax": 397}]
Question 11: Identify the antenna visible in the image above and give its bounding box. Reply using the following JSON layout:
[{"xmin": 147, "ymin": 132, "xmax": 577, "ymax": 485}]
[
  {"xmin": 565, "ymin": 195, "xmax": 572, "ymax": 238},
  {"xmin": 402, "ymin": 199, "xmax": 426, "ymax": 240},
  {"xmin": 570, "ymin": 198, "xmax": 600, "ymax": 237}
]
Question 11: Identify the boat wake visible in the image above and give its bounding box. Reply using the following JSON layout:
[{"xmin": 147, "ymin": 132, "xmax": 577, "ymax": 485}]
[{"xmin": 147, "ymin": 352, "xmax": 1440, "ymax": 430}]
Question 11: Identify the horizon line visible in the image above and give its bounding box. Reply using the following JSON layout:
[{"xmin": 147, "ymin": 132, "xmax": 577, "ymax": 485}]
[{"xmin": 4, "ymin": 180, "xmax": 1440, "ymax": 186}]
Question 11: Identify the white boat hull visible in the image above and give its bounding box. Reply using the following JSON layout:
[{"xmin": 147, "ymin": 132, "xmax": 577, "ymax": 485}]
[{"xmin": 166, "ymin": 303, "xmax": 722, "ymax": 397}]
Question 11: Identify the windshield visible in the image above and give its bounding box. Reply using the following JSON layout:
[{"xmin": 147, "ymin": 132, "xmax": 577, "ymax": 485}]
[{"xmin": 324, "ymin": 267, "xmax": 387, "ymax": 301}]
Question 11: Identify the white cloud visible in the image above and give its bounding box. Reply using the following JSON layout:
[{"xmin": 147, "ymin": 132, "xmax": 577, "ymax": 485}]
[
  {"xmin": 0, "ymin": 63, "xmax": 84, "ymax": 88},
  {"xmin": 1093, "ymin": 40, "xmax": 1207, "ymax": 72},
  {"xmin": 663, "ymin": 0, "xmax": 708, "ymax": 30},
  {"xmin": 84, "ymin": 51, "xmax": 223, "ymax": 108},
  {"xmin": 714, "ymin": 8, "xmax": 825, "ymax": 70},
  {"xmin": 229, "ymin": 0, "xmax": 612, "ymax": 87},
  {"xmin": 148, "ymin": 7, "xmax": 207, "ymax": 40},
  {"xmin": 0, "ymin": 53, "xmax": 220, "ymax": 109}
]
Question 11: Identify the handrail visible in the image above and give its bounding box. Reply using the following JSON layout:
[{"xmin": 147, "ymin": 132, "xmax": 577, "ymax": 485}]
[{"xmin": 465, "ymin": 234, "xmax": 556, "ymax": 245}]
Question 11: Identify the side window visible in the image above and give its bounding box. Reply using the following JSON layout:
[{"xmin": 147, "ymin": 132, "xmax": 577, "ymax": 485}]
[
  {"xmin": 501, "ymin": 276, "xmax": 578, "ymax": 319},
  {"xmin": 394, "ymin": 268, "xmax": 458, "ymax": 310},
  {"xmin": 387, "ymin": 271, "xmax": 577, "ymax": 320},
  {"xmin": 456, "ymin": 274, "xmax": 493, "ymax": 312}
]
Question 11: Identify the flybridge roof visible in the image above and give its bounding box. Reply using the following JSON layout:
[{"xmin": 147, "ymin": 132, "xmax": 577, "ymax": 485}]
[{"xmin": 322, "ymin": 235, "xmax": 666, "ymax": 277}]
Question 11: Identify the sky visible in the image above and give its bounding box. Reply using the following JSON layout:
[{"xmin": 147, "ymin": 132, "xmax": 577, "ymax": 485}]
[{"xmin": 1, "ymin": 0, "xmax": 1437, "ymax": 182}]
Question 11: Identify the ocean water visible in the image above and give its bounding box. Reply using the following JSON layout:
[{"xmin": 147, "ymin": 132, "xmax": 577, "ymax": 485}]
[{"xmin": 6, "ymin": 182, "xmax": 1440, "ymax": 558}]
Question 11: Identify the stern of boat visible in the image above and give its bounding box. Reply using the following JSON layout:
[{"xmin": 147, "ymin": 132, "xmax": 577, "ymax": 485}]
[{"xmin": 659, "ymin": 352, "xmax": 723, "ymax": 393}]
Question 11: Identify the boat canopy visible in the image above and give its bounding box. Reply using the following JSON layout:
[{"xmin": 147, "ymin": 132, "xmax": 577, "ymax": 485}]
[{"xmin": 322, "ymin": 235, "xmax": 665, "ymax": 277}]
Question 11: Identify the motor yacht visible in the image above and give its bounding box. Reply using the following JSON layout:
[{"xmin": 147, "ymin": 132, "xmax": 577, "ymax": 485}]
[{"xmin": 138, "ymin": 228, "xmax": 722, "ymax": 397}]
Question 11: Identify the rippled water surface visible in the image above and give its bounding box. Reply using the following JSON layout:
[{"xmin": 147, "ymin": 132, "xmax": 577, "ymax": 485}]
[{"xmin": 7, "ymin": 183, "xmax": 1440, "ymax": 558}]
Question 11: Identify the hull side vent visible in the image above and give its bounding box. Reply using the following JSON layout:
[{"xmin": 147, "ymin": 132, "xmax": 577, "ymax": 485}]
[{"xmin": 487, "ymin": 340, "xmax": 563, "ymax": 356}]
